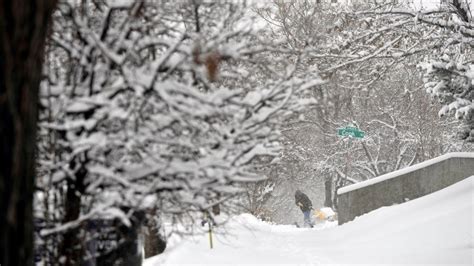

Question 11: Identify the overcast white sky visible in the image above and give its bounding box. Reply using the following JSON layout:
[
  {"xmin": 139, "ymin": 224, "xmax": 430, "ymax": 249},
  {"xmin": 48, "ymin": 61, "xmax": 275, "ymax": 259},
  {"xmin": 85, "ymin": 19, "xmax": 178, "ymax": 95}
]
[
  {"xmin": 414, "ymin": 0, "xmax": 445, "ymax": 8},
  {"xmin": 412, "ymin": 0, "xmax": 473, "ymax": 10}
]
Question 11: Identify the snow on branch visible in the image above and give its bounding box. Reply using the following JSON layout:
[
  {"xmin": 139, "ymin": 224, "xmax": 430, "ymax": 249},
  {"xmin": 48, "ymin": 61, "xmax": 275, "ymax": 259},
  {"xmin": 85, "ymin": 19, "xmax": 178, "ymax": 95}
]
[{"xmin": 36, "ymin": 1, "xmax": 318, "ymax": 254}]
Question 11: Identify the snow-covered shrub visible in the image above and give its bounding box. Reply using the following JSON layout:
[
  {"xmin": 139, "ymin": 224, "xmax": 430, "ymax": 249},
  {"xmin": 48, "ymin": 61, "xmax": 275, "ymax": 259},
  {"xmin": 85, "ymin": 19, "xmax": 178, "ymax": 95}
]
[{"xmin": 36, "ymin": 0, "xmax": 317, "ymax": 263}]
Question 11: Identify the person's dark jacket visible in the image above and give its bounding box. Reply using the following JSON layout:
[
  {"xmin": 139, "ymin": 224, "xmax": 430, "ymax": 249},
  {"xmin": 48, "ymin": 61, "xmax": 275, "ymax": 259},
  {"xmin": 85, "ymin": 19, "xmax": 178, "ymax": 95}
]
[{"xmin": 295, "ymin": 190, "xmax": 312, "ymax": 212}]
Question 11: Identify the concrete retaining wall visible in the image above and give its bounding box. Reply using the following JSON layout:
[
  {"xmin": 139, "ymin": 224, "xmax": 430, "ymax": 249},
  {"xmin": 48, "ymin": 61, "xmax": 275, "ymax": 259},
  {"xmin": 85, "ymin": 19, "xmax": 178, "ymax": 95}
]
[{"xmin": 337, "ymin": 152, "xmax": 474, "ymax": 225}]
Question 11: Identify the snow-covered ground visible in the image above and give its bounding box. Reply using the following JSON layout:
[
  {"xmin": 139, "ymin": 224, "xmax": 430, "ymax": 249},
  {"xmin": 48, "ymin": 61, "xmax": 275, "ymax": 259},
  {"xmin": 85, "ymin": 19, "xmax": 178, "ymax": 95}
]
[{"xmin": 145, "ymin": 176, "xmax": 474, "ymax": 265}]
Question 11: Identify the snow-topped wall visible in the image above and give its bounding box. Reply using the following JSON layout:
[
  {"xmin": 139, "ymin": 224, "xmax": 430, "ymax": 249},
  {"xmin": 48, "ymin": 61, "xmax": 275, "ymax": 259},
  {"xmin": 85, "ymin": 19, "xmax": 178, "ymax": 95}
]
[{"xmin": 337, "ymin": 152, "xmax": 474, "ymax": 225}]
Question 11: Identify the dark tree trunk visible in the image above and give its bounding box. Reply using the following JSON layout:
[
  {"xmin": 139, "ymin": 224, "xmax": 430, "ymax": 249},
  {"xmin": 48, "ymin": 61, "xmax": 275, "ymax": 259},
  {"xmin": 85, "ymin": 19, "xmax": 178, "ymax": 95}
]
[
  {"xmin": 0, "ymin": 1, "xmax": 56, "ymax": 265},
  {"xmin": 324, "ymin": 175, "xmax": 333, "ymax": 208},
  {"xmin": 333, "ymin": 175, "xmax": 344, "ymax": 212},
  {"xmin": 60, "ymin": 160, "xmax": 88, "ymax": 265},
  {"xmin": 144, "ymin": 209, "xmax": 166, "ymax": 258}
]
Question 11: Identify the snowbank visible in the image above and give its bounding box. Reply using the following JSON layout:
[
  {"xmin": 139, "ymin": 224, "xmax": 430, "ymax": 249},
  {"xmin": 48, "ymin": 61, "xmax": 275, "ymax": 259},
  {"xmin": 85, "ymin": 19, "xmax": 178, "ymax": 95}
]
[{"xmin": 146, "ymin": 176, "xmax": 473, "ymax": 265}]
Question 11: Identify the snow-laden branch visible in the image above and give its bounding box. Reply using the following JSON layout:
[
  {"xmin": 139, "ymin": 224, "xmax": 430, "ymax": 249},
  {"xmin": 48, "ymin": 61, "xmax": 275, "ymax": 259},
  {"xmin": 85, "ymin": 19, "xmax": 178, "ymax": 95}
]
[{"xmin": 37, "ymin": 2, "xmax": 318, "ymax": 253}]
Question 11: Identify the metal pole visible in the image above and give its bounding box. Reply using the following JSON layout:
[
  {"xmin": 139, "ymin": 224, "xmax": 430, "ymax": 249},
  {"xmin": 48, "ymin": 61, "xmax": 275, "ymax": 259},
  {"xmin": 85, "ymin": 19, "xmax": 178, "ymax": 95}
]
[{"xmin": 345, "ymin": 137, "xmax": 352, "ymax": 182}]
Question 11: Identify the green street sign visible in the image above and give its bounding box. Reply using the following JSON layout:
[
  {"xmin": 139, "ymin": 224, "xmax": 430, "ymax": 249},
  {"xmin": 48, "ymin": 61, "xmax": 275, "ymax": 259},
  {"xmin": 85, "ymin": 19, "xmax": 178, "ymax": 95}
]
[{"xmin": 337, "ymin": 126, "xmax": 365, "ymax": 138}]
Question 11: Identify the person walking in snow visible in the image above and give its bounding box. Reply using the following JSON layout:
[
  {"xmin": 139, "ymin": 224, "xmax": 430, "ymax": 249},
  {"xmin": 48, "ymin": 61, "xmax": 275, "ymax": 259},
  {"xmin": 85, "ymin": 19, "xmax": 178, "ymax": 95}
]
[{"xmin": 295, "ymin": 189, "xmax": 314, "ymax": 228}]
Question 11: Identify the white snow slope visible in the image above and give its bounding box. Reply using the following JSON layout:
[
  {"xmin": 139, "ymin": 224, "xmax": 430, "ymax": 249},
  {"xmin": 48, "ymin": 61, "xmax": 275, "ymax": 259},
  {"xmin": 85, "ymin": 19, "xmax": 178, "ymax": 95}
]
[{"xmin": 145, "ymin": 176, "xmax": 474, "ymax": 266}]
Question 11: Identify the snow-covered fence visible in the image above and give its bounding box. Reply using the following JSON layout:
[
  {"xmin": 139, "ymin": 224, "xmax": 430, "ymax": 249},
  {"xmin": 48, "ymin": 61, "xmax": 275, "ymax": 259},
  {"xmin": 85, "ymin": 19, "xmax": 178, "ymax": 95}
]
[{"xmin": 337, "ymin": 152, "xmax": 474, "ymax": 225}]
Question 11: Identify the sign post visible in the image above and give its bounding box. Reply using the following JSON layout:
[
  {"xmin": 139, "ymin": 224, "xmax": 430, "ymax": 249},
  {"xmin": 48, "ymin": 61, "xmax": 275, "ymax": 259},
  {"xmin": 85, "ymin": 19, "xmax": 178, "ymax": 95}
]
[{"xmin": 337, "ymin": 126, "xmax": 365, "ymax": 189}]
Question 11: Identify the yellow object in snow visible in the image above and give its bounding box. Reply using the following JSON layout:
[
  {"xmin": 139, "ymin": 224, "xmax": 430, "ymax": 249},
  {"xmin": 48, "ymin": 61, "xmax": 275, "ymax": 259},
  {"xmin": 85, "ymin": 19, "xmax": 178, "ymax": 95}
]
[
  {"xmin": 314, "ymin": 207, "xmax": 336, "ymax": 221},
  {"xmin": 314, "ymin": 210, "xmax": 326, "ymax": 220}
]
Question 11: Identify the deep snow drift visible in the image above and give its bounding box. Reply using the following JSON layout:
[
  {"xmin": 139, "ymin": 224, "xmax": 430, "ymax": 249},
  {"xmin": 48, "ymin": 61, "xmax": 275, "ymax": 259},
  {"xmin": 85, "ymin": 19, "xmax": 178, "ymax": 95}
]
[{"xmin": 146, "ymin": 176, "xmax": 473, "ymax": 265}]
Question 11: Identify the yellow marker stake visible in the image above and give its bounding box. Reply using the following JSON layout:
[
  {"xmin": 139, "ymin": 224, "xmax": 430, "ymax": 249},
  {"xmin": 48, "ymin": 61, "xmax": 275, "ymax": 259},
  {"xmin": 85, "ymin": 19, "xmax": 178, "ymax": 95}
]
[{"xmin": 208, "ymin": 220, "xmax": 213, "ymax": 249}]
